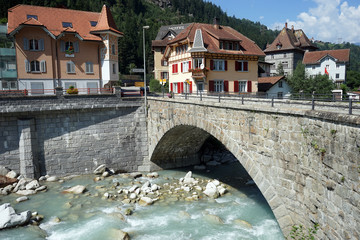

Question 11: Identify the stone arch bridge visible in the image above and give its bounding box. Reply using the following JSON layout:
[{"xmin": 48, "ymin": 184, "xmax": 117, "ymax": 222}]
[{"xmin": 145, "ymin": 96, "xmax": 359, "ymax": 239}]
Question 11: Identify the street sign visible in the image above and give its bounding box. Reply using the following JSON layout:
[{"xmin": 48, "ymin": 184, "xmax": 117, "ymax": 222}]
[
  {"xmin": 131, "ymin": 68, "xmax": 144, "ymax": 73},
  {"xmin": 160, "ymin": 79, "xmax": 167, "ymax": 84}
]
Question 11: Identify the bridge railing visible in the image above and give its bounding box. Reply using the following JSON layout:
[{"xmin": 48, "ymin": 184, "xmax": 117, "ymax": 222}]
[{"xmin": 152, "ymin": 91, "xmax": 360, "ymax": 116}]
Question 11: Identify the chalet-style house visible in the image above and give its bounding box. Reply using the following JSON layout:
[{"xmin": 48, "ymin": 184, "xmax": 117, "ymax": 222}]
[
  {"xmin": 303, "ymin": 49, "xmax": 350, "ymax": 86},
  {"xmin": 162, "ymin": 20, "xmax": 265, "ymax": 94},
  {"xmin": 258, "ymin": 75, "xmax": 291, "ymax": 98},
  {"xmin": 264, "ymin": 23, "xmax": 317, "ymax": 76},
  {"xmin": 152, "ymin": 23, "xmax": 191, "ymax": 82},
  {"xmin": 7, "ymin": 4, "xmax": 123, "ymax": 94}
]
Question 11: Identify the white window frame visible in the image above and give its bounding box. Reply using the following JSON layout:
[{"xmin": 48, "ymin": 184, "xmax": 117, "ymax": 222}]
[
  {"xmin": 193, "ymin": 58, "xmax": 203, "ymax": 69},
  {"xmin": 173, "ymin": 82, "xmax": 178, "ymax": 93},
  {"xmin": 214, "ymin": 60, "xmax": 225, "ymax": 71},
  {"xmin": 214, "ymin": 80, "xmax": 223, "ymax": 92},
  {"xmin": 239, "ymin": 81, "xmax": 247, "ymax": 92},
  {"xmin": 182, "ymin": 61, "xmax": 189, "ymax": 72},
  {"xmin": 30, "ymin": 60, "xmax": 40, "ymax": 72},
  {"xmin": 66, "ymin": 61, "xmax": 75, "ymax": 73},
  {"xmin": 86, "ymin": 62, "xmax": 94, "ymax": 74},
  {"xmin": 40, "ymin": 60, "xmax": 46, "ymax": 73},
  {"xmin": 30, "ymin": 82, "xmax": 44, "ymax": 95},
  {"xmin": 87, "ymin": 82, "xmax": 98, "ymax": 93}
]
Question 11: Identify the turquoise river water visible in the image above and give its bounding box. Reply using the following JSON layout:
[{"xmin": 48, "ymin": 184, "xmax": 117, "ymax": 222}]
[{"xmin": 0, "ymin": 162, "xmax": 285, "ymax": 240}]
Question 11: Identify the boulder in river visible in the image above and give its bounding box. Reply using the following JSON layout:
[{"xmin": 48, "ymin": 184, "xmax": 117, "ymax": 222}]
[
  {"xmin": 0, "ymin": 203, "xmax": 31, "ymax": 229},
  {"xmin": 93, "ymin": 164, "xmax": 107, "ymax": 175},
  {"xmin": 139, "ymin": 197, "xmax": 154, "ymax": 206},
  {"xmin": 62, "ymin": 185, "xmax": 86, "ymax": 194},
  {"xmin": 0, "ymin": 175, "xmax": 17, "ymax": 188},
  {"xmin": 108, "ymin": 228, "xmax": 130, "ymax": 240},
  {"xmin": 203, "ymin": 182, "xmax": 220, "ymax": 199}
]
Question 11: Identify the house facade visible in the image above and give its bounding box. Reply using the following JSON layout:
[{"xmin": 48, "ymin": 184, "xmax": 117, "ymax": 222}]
[
  {"xmin": 0, "ymin": 24, "xmax": 17, "ymax": 90},
  {"xmin": 152, "ymin": 23, "xmax": 191, "ymax": 82},
  {"xmin": 162, "ymin": 21, "xmax": 264, "ymax": 94},
  {"xmin": 258, "ymin": 76, "xmax": 291, "ymax": 98},
  {"xmin": 264, "ymin": 23, "xmax": 317, "ymax": 76},
  {"xmin": 7, "ymin": 4, "xmax": 122, "ymax": 94},
  {"xmin": 302, "ymin": 49, "xmax": 350, "ymax": 86}
]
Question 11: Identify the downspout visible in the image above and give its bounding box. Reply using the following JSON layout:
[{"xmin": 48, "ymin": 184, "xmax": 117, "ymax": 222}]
[
  {"xmin": 98, "ymin": 43, "xmax": 102, "ymax": 88},
  {"xmin": 55, "ymin": 38, "xmax": 60, "ymax": 87}
]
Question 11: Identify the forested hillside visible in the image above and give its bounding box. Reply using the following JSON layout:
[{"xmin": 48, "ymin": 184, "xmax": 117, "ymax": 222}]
[{"xmin": 1, "ymin": 0, "xmax": 360, "ymax": 77}]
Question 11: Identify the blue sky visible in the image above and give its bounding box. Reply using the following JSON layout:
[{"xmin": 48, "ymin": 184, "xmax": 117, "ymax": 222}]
[{"xmin": 207, "ymin": 0, "xmax": 360, "ymax": 43}]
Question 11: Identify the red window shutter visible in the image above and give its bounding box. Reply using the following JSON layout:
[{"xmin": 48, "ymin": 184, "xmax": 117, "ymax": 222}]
[
  {"xmin": 247, "ymin": 81, "xmax": 252, "ymax": 93},
  {"xmin": 189, "ymin": 82, "xmax": 192, "ymax": 93},
  {"xmin": 244, "ymin": 61, "xmax": 248, "ymax": 71},
  {"xmin": 172, "ymin": 65, "xmax": 174, "ymax": 73},
  {"xmin": 210, "ymin": 60, "xmax": 214, "ymax": 70},
  {"xmin": 224, "ymin": 80, "xmax": 229, "ymax": 92},
  {"xmin": 181, "ymin": 62, "xmax": 183, "ymax": 72},
  {"xmin": 225, "ymin": 60, "xmax": 228, "ymax": 71},
  {"xmin": 209, "ymin": 80, "xmax": 214, "ymax": 92},
  {"xmin": 176, "ymin": 64, "xmax": 178, "ymax": 73},
  {"xmin": 234, "ymin": 81, "xmax": 239, "ymax": 92},
  {"xmin": 181, "ymin": 82, "xmax": 184, "ymax": 93},
  {"xmin": 177, "ymin": 82, "xmax": 180, "ymax": 93},
  {"xmin": 170, "ymin": 83, "xmax": 173, "ymax": 92},
  {"xmin": 189, "ymin": 61, "xmax": 191, "ymax": 70}
]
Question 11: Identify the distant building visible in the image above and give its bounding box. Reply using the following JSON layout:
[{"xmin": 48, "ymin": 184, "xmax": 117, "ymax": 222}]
[
  {"xmin": 0, "ymin": 24, "xmax": 17, "ymax": 90},
  {"xmin": 258, "ymin": 61, "xmax": 273, "ymax": 77},
  {"xmin": 7, "ymin": 4, "xmax": 122, "ymax": 94},
  {"xmin": 302, "ymin": 49, "xmax": 350, "ymax": 86},
  {"xmin": 264, "ymin": 23, "xmax": 317, "ymax": 76},
  {"xmin": 152, "ymin": 23, "xmax": 191, "ymax": 82},
  {"xmin": 162, "ymin": 19, "xmax": 264, "ymax": 94},
  {"xmin": 258, "ymin": 76, "xmax": 291, "ymax": 98}
]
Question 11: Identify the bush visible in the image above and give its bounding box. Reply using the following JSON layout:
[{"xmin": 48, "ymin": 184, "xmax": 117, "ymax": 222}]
[
  {"xmin": 149, "ymin": 78, "xmax": 168, "ymax": 93},
  {"xmin": 66, "ymin": 85, "xmax": 78, "ymax": 94}
]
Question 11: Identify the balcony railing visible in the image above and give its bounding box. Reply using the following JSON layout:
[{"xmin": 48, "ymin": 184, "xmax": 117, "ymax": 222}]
[{"xmin": 189, "ymin": 68, "xmax": 208, "ymax": 78}]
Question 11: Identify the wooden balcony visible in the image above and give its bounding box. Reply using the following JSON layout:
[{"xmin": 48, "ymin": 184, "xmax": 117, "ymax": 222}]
[{"xmin": 189, "ymin": 68, "xmax": 208, "ymax": 79}]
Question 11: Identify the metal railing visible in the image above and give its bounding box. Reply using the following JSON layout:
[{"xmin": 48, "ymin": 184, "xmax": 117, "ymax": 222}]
[{"xmin": 153, "ymin": 90, "xmax": 360, "ymax": 116}]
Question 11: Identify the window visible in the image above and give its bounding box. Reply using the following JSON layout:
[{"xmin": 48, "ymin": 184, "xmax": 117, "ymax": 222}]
[
  {"xmin": 111, "ymin": 44, "xmax": 115, "ymax": 55},
  {"xmin": 61, "ymin": 41, "xmax": 79, "ymax": 55},
  {"xmin": 326, "ymin": 65, "xmax": 330, "ymax": 69},
  {"xmin": 336, "ymin": 73, "xmax": 340, "ymax": 79},
  {"xmin": 282, "ymin": 61, "xmax": 288, "ymax": 69},
  {"xmin": 161, "ymin": 47, "xmax": 165, "ymax": 54},
  {"xmin": 182, "ymin": 61, "xmax": 189, "ymax": 72},
  {"xmin": 278, "ymin": 80, "xmax": 283, "ymax": 88},
  {"xmin": 86, "ymin": 62, "xmax": 93, "ymax": 74},
  {"xmin": 172, "ymin": 64, "xmax": 178, "ymax": 73},
  {"xmin": 271, "ymin": 55, "xmax": 274, "ymax": 59},
  {"xmin": 161, "ymin": 72, "xmax": 168, "ymax": 79},
  {"xmin": 284, "ymin": 53, "xmax": 287, "ymax": 58},
  {"xmin": 113, "ymin": 64, "xmax": 116, "ymax": 74},
  {"xmin": 87, "ymin": 82, "xmax": 98, "ymax": 93},
  {"xmin": 173, "ymin": 82, "xmax": 178, "ymax": 93},
  {"xmin": 30, "ymin": 60, "xmax": 40, "ymax": 72},
  {"xmin": 66, "ymin": 41, "xmax": 73, "ymax": 54},
  {"xmin": 40, "ymin": 60, "xmax": 46, "ymax": 73},
  {"xmin": 312, "ymin": 66, "xmax": 315, "ymax": 70},
  {"xmin": 30, "ymin": 82, "xmax": 44, "ymax": 95},
  {"xmin": 29, "ymin": 39, "xmax": 38, "ymax": 50},
  {"xmin": 277, "ymin": 92, "xmax": 283, "ymax": 99},
  {"xmin": 65, "ymin": 82, "xmax": 76, "ymax": 90},
  {"xmin": 214, "ymin": 60, "xmax": 225, "ymax": 71},
  {"xmin": 90, "ymin": 21, "xmax": 97, "ymax": 27},
  {"xmin": 236, "ymin": 61, "xmax": 248, "ymax": 72},
  {"xmin": 161, "ymin": 60, "xmax": 168, "ymax": 66},
  {"xmin": 24, "ymin": 38, "xmax": 44, "ymax": 51},
  {"xmin": 66, "ymin": 61, "xmax": 75, "ymax": 73},
  {"xmin": 336, "ymin": 64, "xmax": 340, "ymax": 69},
  {"xmin": 62, "ymin": 22, "xmax": 73, "ymax": 28},
  {"xmin": 214, "ymin": 80, "xmax": 223, "ymax": 92},
  {"xmin": 193, "ymin": 58, "xmax": 203, "ymax": 69},
  {"xmin": 239, "ymin": 81, "xmax": 247, "ymax": 92},
  {"xmin": 228, "ymin": 42, "xmax": 233, "ymax": 50},
  {"xmin": 27, "ymin": 14, "xmax": 38, "ymax": 20},
  {"xmin": 219, "ymin": 42, "xmax": 223, "ymax": 49}
]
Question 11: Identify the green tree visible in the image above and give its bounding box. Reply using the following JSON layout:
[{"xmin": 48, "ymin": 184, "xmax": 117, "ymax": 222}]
[
  {"xmin": 149, "ymin": 78, "xmax": 168, "ymax": 93},
  {"xmin": 345, "ymin": 70, "xmax": 360, "ymax": 90},
  {"xmin": 276, "ymin": 63, "xmax": 285, "ymax": 76}
]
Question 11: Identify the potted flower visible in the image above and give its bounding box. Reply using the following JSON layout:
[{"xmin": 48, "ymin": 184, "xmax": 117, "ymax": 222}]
[
  {"xmin": 167, "ymin": 91, "xmax": 173, "ymax": 98},
  {"xmin": 66, "ymin": 85, "xmax": 78, "ymax": 94}
]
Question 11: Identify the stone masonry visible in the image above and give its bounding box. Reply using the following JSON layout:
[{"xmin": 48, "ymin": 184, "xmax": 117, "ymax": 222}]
[{"xmin": 146, "ymin": 96, "xmax": 360, "ymax": 239}]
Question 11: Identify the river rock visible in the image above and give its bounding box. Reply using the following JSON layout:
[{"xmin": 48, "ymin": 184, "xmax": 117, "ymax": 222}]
[
  {"xmin": 204, "ymin": 214, "xmax": 224, "ymax": 224},
  {"xmin": 13, "ymin": 178, "xmax": 30, "ymax": 192},
  {"xmin": 217, "ymin": 186, "xmax": 227, "ymax": 196},
  {"xmin": 46, "ymin": 176, "xmax": 58, "ymax": 182},
  {"xmin": 102, "ymin": 171, "xmax": 110, "ymax": 177},
  {"xmin": 183, "ymin": 171, "xmax": 196, "ymax": 185},
  {"xmin": 108, "ymin": 228, "xmax": 130, "ymax": 240},
  {"xmin": 16, "ymin": 190, "xmax": 36, "ymax": 196},
  {"xmin": 0, "ymin": 165, "xmax": 11, "ymax": 176},
  {"xmin": 151, "ymin": 184, "xmax": 160, "ymax": 191},
  {"xmin": 2, "ymin": 184, "xmax": 14, "ymax": 194},
  {"xmin": 129, "ymin": 172, "xmax": 142, "ymax": 178},
  {"xmin": 233, "ymin": 219, "xmax": 253, "ymax": 229},
  {"xmin": 93, "ymin": 164, "xmax": 107, "ymax": 175},
  {"xmin": 25, "ymin": 180, "xmax": 40, "ymax": 190},
  {"xmin": 35, "ymin": 185, "xmax": 47, "ymax": 192},
  {"xmin": 203, "ymin": 182, "xmax": 220, "ymax": 198},
  {"xmin": 109, "ymin": 212, "xmax": 126, "ymax": 221},
  {"xmin": 62, "ymin": 185, "xmax": 86, "ymax": 194},
  {"xmin": 146, "ymin": 172, "xmax": 159, "ymax": 178},
  {"xmin": 0, "ymin": 203, "xmax": 31, "ymax": 229},
  {"xmin": 6, "ymin": 170, "xmax": 18, "ymax": 179},
  {"xmin": 129, "ymin": 193, "xmax": 137, "ymax": 199},
  {"xmin": 139, "ymin": 197, "xmax": 153, "ymax": 206},
  {"xmin": 16, "ymin": 196, "xmax": 29, "ymax": 203},
  {"xmin": 128, "ymin": 185, "xmax": 138, "ymax": 193},
  {"xmin": 38, "ymin": 176, "xmax": 47, "ymax": 181}
]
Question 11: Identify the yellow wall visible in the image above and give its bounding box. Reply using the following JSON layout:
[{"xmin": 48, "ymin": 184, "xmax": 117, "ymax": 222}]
[{"xmin": 153, "ymin": 47, "xmax": 168, "ymax": 80}]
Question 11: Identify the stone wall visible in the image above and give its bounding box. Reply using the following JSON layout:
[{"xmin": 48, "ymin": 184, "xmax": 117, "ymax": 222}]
[
  {"xmin": 147, "ymin": 97, "xmax": 360, "ymax": 239},
  {"xmin": 0, "ymin": 92, "xmax": 148, "ymax": 176}
]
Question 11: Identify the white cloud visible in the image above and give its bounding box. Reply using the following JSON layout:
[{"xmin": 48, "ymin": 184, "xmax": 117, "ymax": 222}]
[{"xmin": 271, "ymin": 0, "xmax": 360, "ymax": 43}]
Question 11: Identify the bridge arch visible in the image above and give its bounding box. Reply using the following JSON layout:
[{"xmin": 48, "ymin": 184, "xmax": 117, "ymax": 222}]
[{"xmin": 147, "ymin": 97, "xmax": 360, "ymax": 239}]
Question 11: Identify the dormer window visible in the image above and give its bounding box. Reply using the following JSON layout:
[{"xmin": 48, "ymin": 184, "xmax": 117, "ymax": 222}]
[
  {"xmin": 90, "ymin": 21, "xmax": 97, "ymax": 27},
  {"xmin": 62, "ymin": 22, "xmax": 73, "ymax": 28},
  {"xmin": 27, "ymin": 14, "xmax": 38, "ymax": 20}
]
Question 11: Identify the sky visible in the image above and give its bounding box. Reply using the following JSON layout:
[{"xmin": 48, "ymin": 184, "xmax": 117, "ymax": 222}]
[{"xmin": 207, "ymin": 0, "xmax": 360, "ymax": 43}]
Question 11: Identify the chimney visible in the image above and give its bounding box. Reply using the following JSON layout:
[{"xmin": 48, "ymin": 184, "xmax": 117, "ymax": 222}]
[
  {"xmin": 213, "ymin": 17, "xmax": 220, "ymax": 29},
  {"xmin": 285, "ymin": 22, "xmax": 288, "ymax": 29}
]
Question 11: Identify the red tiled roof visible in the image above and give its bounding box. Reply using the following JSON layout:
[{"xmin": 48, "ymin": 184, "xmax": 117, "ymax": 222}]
[
  {"xmin": 303, "ymin": 49, "xmax": 350, "ymax": 64},
  {"xmin": 168, "ymin": 23, "xmax": 265, "ymax": 56},
  {"xmin": 8, "ymin": 4, "xmax": 122, "ymax": 41},
  {"xmin": 258, "ymin": 76, "xmax": 285, "ymax": 84},
  {"xmin": 264, "ymin": 26, "xmax": 316, "ymax": 53},
  {"xmin": 90, "ymin": 5, "xmax": 123, "ymax": 36}
]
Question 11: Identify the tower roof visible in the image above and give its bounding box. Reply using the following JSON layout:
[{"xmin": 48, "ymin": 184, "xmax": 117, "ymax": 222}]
[{"xmin": 90, "ymin": 5, "xmax": 123, "ymax": 37}]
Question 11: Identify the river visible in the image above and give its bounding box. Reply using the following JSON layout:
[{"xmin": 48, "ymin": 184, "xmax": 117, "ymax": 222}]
[{"xmin": 0, "ymin": 161, "xmax": 284, "ymax": 240}]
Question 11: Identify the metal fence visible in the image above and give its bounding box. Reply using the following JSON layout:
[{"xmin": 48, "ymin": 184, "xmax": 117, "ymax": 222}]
[{"xmin": 153, "ymin": 91, "xmax": 360, "ymax": 116}]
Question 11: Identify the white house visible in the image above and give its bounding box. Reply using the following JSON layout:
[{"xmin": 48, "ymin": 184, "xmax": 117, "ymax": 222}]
[
  {"xmin": 258, "ymin": 76, "xmax": 291, "ymax": 99},
  {"xmin": 303, "ymin": 49, "xmax": 350, "ymax": 86}
]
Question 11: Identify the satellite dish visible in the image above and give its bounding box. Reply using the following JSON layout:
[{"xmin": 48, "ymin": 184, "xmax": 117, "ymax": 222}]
[{"xmin": 200, "ymin": 64, "xmax": 204, "ymax": 69}]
